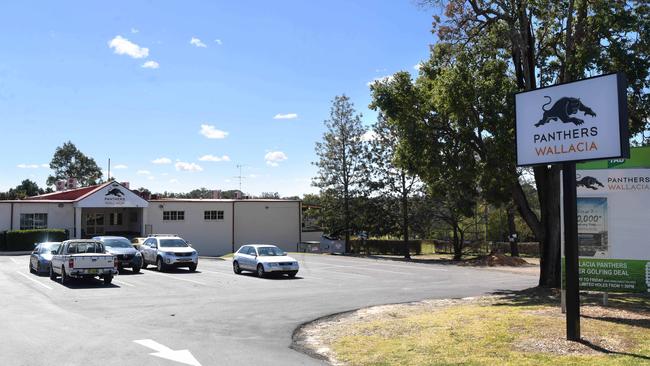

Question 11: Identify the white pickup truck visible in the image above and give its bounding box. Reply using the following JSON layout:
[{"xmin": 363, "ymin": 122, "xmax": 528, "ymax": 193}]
[{"xmin": 50, "ymin": 240, "xmax": 117, "ymax": 285}]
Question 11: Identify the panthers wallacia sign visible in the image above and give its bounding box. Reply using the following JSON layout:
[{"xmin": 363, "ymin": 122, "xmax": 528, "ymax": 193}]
[{"xmin": 515, "ymin": 73, "xmax": 629, "ymax": 166}]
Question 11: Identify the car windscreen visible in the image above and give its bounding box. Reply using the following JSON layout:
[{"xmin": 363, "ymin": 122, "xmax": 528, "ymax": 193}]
[
  {"xmin": 257, "ymin": 246, "xmax": 284, "ymax": 256},
  {"xmin": 39, "ymin": 243, "xmax": 61, "ymax": 254},
  {"xmin": 159, "ymin": 239, "xmax": 189, "ymax": 248},
  {"xmin": 68, "ymin": 242, "xmax": 104, "ymax": 254},
  {"xmin": 102, "ymin": 238, "xmax": 133, "ymax": 248}
]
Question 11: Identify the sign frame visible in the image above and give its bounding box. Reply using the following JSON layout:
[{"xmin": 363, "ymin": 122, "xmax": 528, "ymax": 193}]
[{"xmin": 514, "ymin": 72, "xmax": 630, "ymax": 167}]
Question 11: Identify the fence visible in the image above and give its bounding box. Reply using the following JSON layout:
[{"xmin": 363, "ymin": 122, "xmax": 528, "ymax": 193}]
[{"xmin": 347, "ymin": 239, "xmax": 540, "ymax": 257}]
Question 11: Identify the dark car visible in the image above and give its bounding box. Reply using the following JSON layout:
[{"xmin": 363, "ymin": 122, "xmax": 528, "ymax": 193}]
[
  {"xmin": 92, "ymin": 236, "xmax": 143, "ymax": 273},
  {"xmin": 29, "ymin": 242, "xmax": 62, "ymax": 275}
]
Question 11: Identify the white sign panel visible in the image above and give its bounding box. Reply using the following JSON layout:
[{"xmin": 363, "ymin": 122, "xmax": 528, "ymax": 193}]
[
  {"xmin": 75, "ymin": 182, "xmax": 149, "ymax": 208},
  {"xmin": 515, "ymin": 73, "xmax": 628, "ymax": 166}
]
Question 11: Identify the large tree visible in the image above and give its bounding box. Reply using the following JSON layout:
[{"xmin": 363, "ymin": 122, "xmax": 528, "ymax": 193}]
[
  {"xmin": 313, "ymin": 95, "xmax": 368, "ymax": 252},
  {"xmin": 374, "ymin": 0, "xmax": 649, "ymax": 286},
  {"xmin": 366, "ymin": 114, "xmax": 421, "ymax": 259},
  {"xmin": 47, "ymin": 141, "xmax": 103, "ymax": 187}
]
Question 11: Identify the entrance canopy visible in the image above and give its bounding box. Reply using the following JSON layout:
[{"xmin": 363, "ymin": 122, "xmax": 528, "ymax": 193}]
[{"xmin": 74, "ymin": 182, "xmax": 149, "ymax": 208}]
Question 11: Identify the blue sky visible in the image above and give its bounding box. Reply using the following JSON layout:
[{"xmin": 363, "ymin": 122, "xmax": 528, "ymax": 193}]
[{"xmin": 0, "ymin": 1, "xmax": 435, "ymax": 197}]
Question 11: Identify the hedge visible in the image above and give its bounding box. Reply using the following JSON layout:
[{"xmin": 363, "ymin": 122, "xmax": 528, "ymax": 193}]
[{"xmin": 1, "ymin": 229, "xmax": 69, "ymax": 252}]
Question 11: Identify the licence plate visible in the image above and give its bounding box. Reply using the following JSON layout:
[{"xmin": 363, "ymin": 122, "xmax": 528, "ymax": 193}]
[
  {"xmin": 177, "ymin": 259, "xmax": 191, "ymax": 262},
  {"xmin": 282, "ymin": 266, "xmax": 292, "ymax": 271}
]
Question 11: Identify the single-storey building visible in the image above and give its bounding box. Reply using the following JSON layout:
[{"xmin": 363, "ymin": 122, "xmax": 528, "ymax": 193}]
[{"xmin": 0, "ymin": 181, "xmax": 302, "ymax": 256}]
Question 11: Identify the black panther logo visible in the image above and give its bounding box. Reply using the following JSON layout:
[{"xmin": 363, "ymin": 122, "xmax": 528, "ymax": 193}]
[
  {"xmin": 534, "ymin": 96, "xmax": 596, "ymax": 127},
  {"xmin": 576, "ymin": 176, "xmax": 604, "ymax": 190},
  {"xmin": 105, "ymin": 188, "xmax": 124, "ymax": 197}
]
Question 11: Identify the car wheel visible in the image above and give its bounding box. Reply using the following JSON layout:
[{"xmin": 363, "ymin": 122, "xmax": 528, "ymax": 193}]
[
  {"xmin": 256, "ymin": 264, "xmax": 265, "ymax": 278},
  {"xmin": 233, "ymin": 261, "xmax": 241, "ymax": 274},
  {"xmin": 141, "ymin": 258, "xmax": 147, "ymax": 270},
  {"xmin": 156, "ymin": 257, "xmax": 165, "ymax": 272},
  {"xmin": 188, "ymin": 264, "xmax": 197, "ymax": 272},
  {"xmin": 49, "ymin": 266, "xmax": 57, "ymax": 280},
  {"xmin": 132, "ymin": 265, "xmax": 141, "ymax": 274},
  {"xmin": 104, "ymin": 275, "xmax": 113, "ymax": 285},
  {"xmin": 29, "ymin": 262, "xmax": 35, "ymax": 274},
  {"xmin": 288, "ymin": 271, "xmax": 297, "ymax": 278},
  {"xmin": 60, "ymin": 266, "xmax": 69, "ymax": 285}
]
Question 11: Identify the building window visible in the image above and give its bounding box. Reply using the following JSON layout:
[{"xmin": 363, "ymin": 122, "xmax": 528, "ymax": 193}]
[
  {"xmin": 109, "ymin": 213, "xmax": 123, "ymax": 226},
  {"xmin": 20, "ymin": 213, "xmax": 48, "ymax": 230},
  {"xmin": 204, "ymin": 210, "xmax": 224, "ymax": 221},
  {"xmin": 163, "ymin": 211, "xmax": 184, "ymax": 221}
]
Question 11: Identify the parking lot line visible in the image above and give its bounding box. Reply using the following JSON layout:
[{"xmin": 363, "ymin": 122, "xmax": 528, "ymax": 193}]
[
  {"xmin": 15, "ymin": 271, "xmax": 53, "ymax": 290},
  {"xmin": 145, "ymin": 270, "xmax": 207, "ymax": 285},
  {"xmin": 10, "ymin": 258, "xmax": 19, "ymax": 265},
  {"xmin": 113, "ymin": 279, "xmax": 136, "ymax": 287}
]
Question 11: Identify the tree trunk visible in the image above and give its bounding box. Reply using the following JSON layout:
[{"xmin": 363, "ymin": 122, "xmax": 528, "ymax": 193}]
[
  {"xmin": 401, "ymin": 173, "xmax": 411, "ymax": 260},
  {"xmin": 507, "ymin": 205, "xmax": 519, "ymax": 257},
  {"xmin": 452, "ymin": 224, "xmax": 462, "ymax": 261},
  {"xmin": 535, "ymin": 165, "xmax": 562, "ymax": 288},
  {"xmin": 344, "ymin": 188, "xmax": 351, "ymax": 253}
]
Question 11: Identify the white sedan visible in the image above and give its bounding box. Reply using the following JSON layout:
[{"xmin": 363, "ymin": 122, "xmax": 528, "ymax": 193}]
[{"xmin": 233, "ymin": 244, "xmax": 299, "ymax": 278}]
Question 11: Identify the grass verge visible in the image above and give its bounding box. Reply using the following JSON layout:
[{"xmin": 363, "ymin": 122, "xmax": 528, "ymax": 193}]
[{"xmin": 295, "ymin": 289, "xmax": 650, "ymax": 366}]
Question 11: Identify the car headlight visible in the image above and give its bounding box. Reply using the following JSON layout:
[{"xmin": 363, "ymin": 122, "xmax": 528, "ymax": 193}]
[{"xmin": 160, "ymin": 251, "xmax": 172, "ymax": 256}]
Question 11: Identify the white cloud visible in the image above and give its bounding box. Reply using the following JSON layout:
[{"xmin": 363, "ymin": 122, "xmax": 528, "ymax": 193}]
[
  {"xmin": 131, "ymin": 28, "xmax": 139, "ymax": 34},
  {"xmin": 152, "ymin": 157, "xmax": 172, "ymax": 164},
  {"xmin": 214, "ymin": 39, "xmax": 223, "ymax": 45},
  {"xmin": 40, "ymin": 164, "xmax": 49, "ymax": 168},
  {"xmin": 142, "ymin": 60, "xmax": 159, "ymax": 69},
  {"xmin": 169, "ymin": 179, "xmax": 178, "ymax": 183},
  {"xmin": 137, "ymin": 170, "xmax": 151, "ymax": 175},
  {"xmin": 273, "ymin": 113, "xmax": 298, "ymax": 120},
  {"xmin": 264, "ymin": 151, "xmax": 288, "ymax": 167},
  {"xmin": 147, "ymin": 176, "xmax": 155, "ymax": 180},
  {"xmin": 175, "ymin": 161, "xmax": 203, "ymax": 172},
  {"xmin": 366, "ymin": 75, "xmax": 394, "ymax": 87},
  {"xmin": 190, "ymin": 37, "xmax": 207, "ymax": 48},
  {"xmin": 199, "ymin": 154, "xmax": 231, "ymax": 162},
  {"xmin": 361, "ymin": 130, "xmax": 378, "ymax": 142},
  {"xmin": 108, "ymin": 35, "xmax": 149, "ymax": 59},
  {"xmin": 414, "ymin": 62, "xmax": 423, "ymax": 71},
  {"xmin": 113, "ymin": 164, "xmax": 128, "ymax": 169},
  {"xmin": 17, "ymin": 164, "xmax": 41, "ymax": 169},
  {"xmin": 199, "ymin": 124, "xmax": 228, "ymax": 139},
  {"xmin": 249, "ymin": 174, "xmax": 258, "ymax": 179}
]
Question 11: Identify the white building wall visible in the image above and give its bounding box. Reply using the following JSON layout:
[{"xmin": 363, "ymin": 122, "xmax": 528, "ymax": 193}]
[
  {"xmin": 0, "ymin": 203, "xmax": 11, "ymax": 231},
  {"xmin": 234, "ymin": 201, "xmax": 301, "ymax": 253},
  {"xmin": 146, "ymin": 201, "xmax": 234, "ymax": 256},
  {"xmin": 11, "ymin": 202, "xmax": 75, "ymax": 233}
]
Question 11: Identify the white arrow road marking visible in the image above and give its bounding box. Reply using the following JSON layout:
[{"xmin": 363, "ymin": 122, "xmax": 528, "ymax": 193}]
[{"xmin": 134, "ymin": 339, "xmax": 201, "ymax": 366}]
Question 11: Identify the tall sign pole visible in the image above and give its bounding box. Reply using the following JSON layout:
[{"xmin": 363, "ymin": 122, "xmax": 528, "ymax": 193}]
[
  {"xmin": 562, "ymin": 162, "xmax": 580, "ymax": 340},
  {"xmin": 515, "ymin": 73, "xmax": 629, "ymax": 341}
]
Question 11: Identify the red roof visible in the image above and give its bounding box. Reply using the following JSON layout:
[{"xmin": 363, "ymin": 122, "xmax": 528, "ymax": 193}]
[{"xmin": 26, "ymin": 184, "xmax": 104, "ymax": 201}]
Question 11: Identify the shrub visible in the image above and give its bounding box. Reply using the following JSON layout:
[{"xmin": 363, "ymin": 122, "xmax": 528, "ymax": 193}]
[{"xmin": 3, "ymin": 229, "xmax": 69, "ymax": 251}]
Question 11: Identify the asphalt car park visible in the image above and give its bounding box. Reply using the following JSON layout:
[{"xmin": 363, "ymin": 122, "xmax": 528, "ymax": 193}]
[{"xmin": 0, "ymin": 253, "xmax": 536, "ymax": 366}]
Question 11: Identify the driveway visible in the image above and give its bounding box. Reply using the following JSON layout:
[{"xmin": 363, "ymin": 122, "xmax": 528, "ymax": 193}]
[{"xmin": 0, "ymin": 254, "xmax": 537, "ymax": 365}]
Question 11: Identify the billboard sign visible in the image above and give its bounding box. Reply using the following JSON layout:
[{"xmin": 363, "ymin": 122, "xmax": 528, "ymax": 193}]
[
  {"xmin": 562, "ymin": 147, "xmax": 650, "ymax": 293},
  {"xmin": 515, "ymin": 73, "xmax": 629, "ymax": 166}
]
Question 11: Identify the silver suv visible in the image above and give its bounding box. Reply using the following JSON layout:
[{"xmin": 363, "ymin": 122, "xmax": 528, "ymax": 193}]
[{"xmin": 140, "ymin": 235, "xmax": 198, "ymax": 272}]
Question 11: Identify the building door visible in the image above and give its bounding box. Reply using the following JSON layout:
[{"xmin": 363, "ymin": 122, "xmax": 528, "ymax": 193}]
[{"xmin": 85, "ymin": 213, "xmax": 105, "ymax": 236}]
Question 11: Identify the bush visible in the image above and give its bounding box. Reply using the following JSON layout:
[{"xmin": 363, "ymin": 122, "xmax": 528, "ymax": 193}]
[{"xmin": 2, "ymin": 229, "xmax": 69, "ymax": 252}]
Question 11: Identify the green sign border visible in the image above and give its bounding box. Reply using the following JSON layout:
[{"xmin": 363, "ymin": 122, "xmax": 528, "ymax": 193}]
[{"xmin": 577, "ymin": 146, "xmax": 650, "ymax": 170}]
